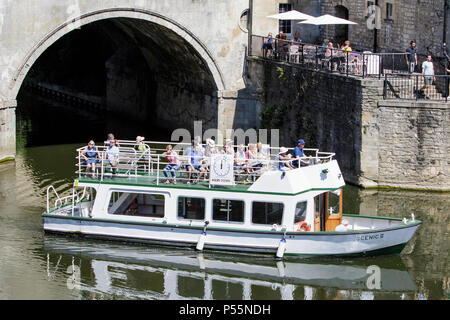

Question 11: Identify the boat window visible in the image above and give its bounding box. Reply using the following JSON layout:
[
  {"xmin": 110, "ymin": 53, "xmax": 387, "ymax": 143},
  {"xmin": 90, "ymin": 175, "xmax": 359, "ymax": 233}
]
[
  {"xmin": 328, "ymin": 191, "xmax": 341, "ymax": 215},
  {"xmin": 252, "ymin": 202, "xmax": 284, "ymax": 225},
  {"xmin": 108, "ymin": 191, "xmax": 165, "ymax": 218},
  {"xmin": 177, "ymin": 197, "xmax": 205, "ymax": 220},
  {"xmin": 212, "ymin": 199, "xmax": 244, "ymax": 222},
  {"xmin": 294, "ymin": 201, "xmax": 307, "ymax": 223}
]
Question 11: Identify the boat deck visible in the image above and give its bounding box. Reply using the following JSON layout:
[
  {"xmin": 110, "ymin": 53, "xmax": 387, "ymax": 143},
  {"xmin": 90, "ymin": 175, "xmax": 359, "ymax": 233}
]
[
  {"xmin": 78, "ymin": 171, "xmax": 252, "ymax": 192},
  {"xmin": 75, "ymin": 139, "xmax": 341, "ymax": 195}
]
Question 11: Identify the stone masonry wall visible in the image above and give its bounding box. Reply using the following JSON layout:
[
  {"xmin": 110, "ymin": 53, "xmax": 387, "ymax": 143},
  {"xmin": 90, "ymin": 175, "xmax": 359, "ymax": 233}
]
[
  {"xmin": 247, "ymin": 57, "xmax": 450, "ymax": 190},
  {"xmin": 319, "ymin": 0, "xmax": 449, "ymax": 57},
  {"xmin": 377, "ymin": 101, "xmax": 450, "ymax": 189}
]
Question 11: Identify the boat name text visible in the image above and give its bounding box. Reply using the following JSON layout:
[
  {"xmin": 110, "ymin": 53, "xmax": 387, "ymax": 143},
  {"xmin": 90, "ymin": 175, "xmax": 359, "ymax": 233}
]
[{"xmin": 357, "ymin": 233, "xmax": 384, "ymax": 241}]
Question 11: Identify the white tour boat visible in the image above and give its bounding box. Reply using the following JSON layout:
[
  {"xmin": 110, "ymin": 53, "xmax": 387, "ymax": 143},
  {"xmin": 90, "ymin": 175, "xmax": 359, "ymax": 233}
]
[{"xmin": 42, "ymin": 139, "xmax": 421, "ymax": 259}]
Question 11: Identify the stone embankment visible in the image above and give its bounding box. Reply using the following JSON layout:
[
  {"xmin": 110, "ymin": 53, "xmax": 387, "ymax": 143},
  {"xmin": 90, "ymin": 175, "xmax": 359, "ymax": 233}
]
[{"xmin": 247, "ymin": 57, "xmax": 449, "ymax": 191}]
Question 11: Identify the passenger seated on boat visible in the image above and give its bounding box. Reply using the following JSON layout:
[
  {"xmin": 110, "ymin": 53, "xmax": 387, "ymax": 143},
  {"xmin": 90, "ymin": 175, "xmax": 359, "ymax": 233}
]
[
  {"xmin": 161, "ymin": 144, "xmax": 181, "ymax": 184},
  {"xmin": 203, "ymin": 139, "xmax": 218, "ymax": 178},
  {"xmin": 335, "ymin": 219, "xmax": 350, "ymax": 232},
  {"xmin": 81, "ymin": 140, "xmax": 100, "ymax": 178},
  {"xmin": 104, "ymin": 139, "xmax": 120, "ymax": 175},
  {"xmin": 222, "ymin": 139, "xmax": 234, "ymax": 156},
  {"xmin": 123, "ymin": 198, "xmax": 138, "ymax": 215},
  {"xmin": 105, "ymin": 133, "xmax": 120, "ymax": 148},
  {"xmin": 276, "ymin": 147, "xmax": 294, "ymax": 171},
  {"xmin": 234, "ymin": 144, "xmax": 249, "ymax": 180},
  {"xmin": 186, "ymin": 144, "xmax": 206, "ymax": 184},
  {"xmin": 256, "ymin": 142, "xmax": 269, "ymax": 168},
  {"xmin": 134, "ymin": 136, "xmax": 148, "ymax": 152},
  {"xmin": 292, "ymin": 139, "xmax": 311, "ymax": 168},
  {"xmin": 247, "ymin": 143, "xmax": 260, "ymax": 170}
]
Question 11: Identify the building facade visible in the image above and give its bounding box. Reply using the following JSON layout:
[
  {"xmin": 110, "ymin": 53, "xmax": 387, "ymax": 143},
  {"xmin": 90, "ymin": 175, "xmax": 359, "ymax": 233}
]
[{"xmin": 318, "ymin": 0, "xmax": 449, "ymax": 57}]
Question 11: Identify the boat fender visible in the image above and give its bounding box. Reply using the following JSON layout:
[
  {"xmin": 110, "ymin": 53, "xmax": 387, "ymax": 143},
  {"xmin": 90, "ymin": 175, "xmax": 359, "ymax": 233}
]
[
  {"xmin": 296, "ymin": 221, "xmax": 310, "ymax": 232},
  {"xmin": 196, "ymin": 221, "xmax": 209, "ymax": 251},
  {"xmin": 196, "ymin": 232, "xmax": 207, "ymax": 251},
  {"xmin": 276, "ymin": 238, "xmax": 287, "ymax": 260}
]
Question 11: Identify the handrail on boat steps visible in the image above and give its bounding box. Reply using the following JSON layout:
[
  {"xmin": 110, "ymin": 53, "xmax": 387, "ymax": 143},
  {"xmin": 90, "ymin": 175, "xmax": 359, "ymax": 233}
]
[{"xmin": 46, "ymin": 185, "xmax": 86, "ymax": 214}]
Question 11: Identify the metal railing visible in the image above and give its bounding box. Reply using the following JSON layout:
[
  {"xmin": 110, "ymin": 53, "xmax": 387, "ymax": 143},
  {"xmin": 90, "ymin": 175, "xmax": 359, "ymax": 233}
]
[
  {"xmin": 46, "ymin": 185, "xmax": 86, "ymax": 214},
  {"xmin": 250, "ymin": 34, "xmax": 447, "ymax": 79},
  {"xmin": 383, "ymin": 74, "xmax": 449, "ymax": 101},
  {"xmin": 75, "ymin": 140, "xmax": 336, "ymax": 187}
]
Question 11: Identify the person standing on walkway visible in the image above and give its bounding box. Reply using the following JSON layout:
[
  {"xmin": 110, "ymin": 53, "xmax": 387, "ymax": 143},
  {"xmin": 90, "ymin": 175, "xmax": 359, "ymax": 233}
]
[
  {"xmin": 420, "ymin": 55, "xmax": 436, "ymax": 99},
  {"xmin": 405, "ymin": 41, "xmax": 418, "ymax": 74}
]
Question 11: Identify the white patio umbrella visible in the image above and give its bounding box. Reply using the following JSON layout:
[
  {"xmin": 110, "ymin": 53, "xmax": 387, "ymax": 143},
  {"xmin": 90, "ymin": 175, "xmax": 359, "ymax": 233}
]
[
  {"xmin": 297, "ymin": 14, "xmax": 357, "ymax": 25},
  {"xmin": 267, "ymin": 10, "xmax": 314, "ymax": 21}
]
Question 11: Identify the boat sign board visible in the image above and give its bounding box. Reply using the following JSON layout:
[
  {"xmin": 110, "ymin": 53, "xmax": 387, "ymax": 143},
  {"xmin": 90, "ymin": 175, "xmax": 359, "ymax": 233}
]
[{"xmin": 209, "ymin": 154, "xmax": 234, "ymax": 185}]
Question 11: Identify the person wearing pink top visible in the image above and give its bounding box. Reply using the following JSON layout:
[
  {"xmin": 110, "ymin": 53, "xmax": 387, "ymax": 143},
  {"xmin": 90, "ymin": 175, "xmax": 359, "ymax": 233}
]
[{"xmin": 162, "ymin": 144, "xmax": 181, "ymax": 184}]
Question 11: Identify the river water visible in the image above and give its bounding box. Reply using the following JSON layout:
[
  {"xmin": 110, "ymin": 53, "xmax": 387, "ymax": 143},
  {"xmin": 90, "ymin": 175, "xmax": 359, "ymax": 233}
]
[{"xmin": 0, "ymin": 94, "xmax": 448, "ymax": 300}]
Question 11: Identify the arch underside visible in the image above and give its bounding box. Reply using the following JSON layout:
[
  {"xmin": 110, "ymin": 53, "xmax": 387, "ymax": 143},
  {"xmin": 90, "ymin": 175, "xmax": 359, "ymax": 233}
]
[{"xmin": 13, "ymin": 9, "xmax": 226, "ymax": 132}]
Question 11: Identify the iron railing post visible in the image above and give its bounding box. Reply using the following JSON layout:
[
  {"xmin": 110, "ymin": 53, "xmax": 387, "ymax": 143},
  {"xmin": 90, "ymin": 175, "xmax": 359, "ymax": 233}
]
[
  {"xmin": 379, "ymin": 54, "xmax": 382, "ymax": 80},
  {"xmin": 415, "ymin": 75, "xmax": 419, "ymax": 100},
  {"xmin": 346, "ymin": 51, "xmax": 349, "ymax": 77},
  {"xmin": 156, "ymin": 155, "xmax": 160, "ymax": 185},
  {"xmin": 315, "ymin": 46, "xmax": 318, "ymax": 70},
  {"xmin": 362, "ymin": 53, "xmax": 366, "ymax": 78}
]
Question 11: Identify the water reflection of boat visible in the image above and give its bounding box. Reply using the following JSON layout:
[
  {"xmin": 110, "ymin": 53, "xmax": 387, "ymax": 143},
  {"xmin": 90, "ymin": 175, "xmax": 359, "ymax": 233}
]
[{"xmin": 43, "ymin": 236, "xmax": 417, "ymax": 299}]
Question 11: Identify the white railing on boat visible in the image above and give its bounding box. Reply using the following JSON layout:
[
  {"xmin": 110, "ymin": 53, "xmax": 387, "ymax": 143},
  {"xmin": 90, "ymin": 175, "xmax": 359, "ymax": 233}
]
[
  {"xmin": 74, "ymin": 140, "xmax": 336, "ymax": 186},
  {"xmin": 46, "ymin": 184, "xmax": 89, "ymax": 214}
]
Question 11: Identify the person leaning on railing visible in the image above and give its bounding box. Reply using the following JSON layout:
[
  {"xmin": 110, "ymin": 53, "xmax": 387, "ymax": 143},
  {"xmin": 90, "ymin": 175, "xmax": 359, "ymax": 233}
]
[{"xmin": 262, "ymin": 32, "xmax": 274, "ymax": 58}]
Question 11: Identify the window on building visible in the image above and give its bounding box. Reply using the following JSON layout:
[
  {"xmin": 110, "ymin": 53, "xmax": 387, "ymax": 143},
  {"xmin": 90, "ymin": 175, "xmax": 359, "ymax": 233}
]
[
  {"xmin": 367, "ymin": 1, "xmax": 374, "ymax": 8},
  {"xmin": 178, "ymin": 197, "xmax": 205, "ymax": 220},
  {"xmin": 212, "ymin": 199, "xmax": 244, "ymax": 222},
  {"xmin": 386, "ymin": 3, "xmax": 393, "ymax": 20},
  {"xmin": 278, "ymin": 3, "xmax": 292, "ymax": 34},
  {"xmin": 294, "ymin": 201, "xmax": 307, "ymax": 223},
  {"xmin": 252, "ymin": 202, "xmax": 284, "ymax": 225},
  {"xmin": 108, "ymin": 191, "xmax": 165, "ymax": 217}
]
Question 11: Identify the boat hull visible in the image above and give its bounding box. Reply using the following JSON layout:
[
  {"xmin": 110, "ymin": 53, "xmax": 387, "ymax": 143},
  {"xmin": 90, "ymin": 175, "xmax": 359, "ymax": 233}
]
[{"xmin": 43, "ymin": 214, "xmax": 421, "ymax": 258}]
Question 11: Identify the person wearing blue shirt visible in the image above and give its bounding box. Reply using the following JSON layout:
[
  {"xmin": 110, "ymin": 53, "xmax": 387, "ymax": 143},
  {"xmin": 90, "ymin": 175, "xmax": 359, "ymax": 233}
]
[
  {"xmin": 186, "ymin": 144, "xmax": 206, "ymax": 184},
  {"xmin": 292, "ymin": 139, "xmax": 309, "ymax": 168}
]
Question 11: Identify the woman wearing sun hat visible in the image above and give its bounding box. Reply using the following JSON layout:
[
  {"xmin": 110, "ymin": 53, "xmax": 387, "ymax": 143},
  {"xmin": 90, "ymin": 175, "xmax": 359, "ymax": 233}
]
[{"xmin": 276, "ymin": 147, "xmax": 293, "ymax": 171}]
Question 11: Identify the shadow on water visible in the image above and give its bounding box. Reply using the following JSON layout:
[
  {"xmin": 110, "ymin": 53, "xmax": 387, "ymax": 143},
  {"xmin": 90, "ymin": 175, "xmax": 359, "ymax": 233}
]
[{"xmin": 16, "ymin": 89, "xmax": 173, "ymax": 149}]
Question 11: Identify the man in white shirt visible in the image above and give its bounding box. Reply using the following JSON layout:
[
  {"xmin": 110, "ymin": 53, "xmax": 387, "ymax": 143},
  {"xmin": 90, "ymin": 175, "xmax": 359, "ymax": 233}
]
[
  {"xmin": 105, "ymin": 139, "xmax": 119, "ymax": 175},
  {"xmin": 420, "ymin": 55, "xmax": 436, "ymax": 99}
]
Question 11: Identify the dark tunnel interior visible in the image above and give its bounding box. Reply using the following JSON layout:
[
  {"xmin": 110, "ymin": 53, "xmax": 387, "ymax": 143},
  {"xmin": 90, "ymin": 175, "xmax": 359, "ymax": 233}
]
[{"xmin": 17, "ymin": 18, "xmax": 219, "ymax": 146}]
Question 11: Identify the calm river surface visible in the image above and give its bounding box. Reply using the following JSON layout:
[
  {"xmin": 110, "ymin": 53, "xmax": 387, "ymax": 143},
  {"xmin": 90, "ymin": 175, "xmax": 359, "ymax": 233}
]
[{"xmin": 0, "ymin": 95, "xmax": 448, "ymax": 300}]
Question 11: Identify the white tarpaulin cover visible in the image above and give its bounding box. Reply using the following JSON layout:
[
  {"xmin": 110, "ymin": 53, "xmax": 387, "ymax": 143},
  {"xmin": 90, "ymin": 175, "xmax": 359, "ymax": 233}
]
[
  {"xmin": 298, "ymin": 14, "xmax": 357, "ymax": 25},
  {"xmin": 267, "ymin": 10, "xmax": 314, "ymax": 21}
]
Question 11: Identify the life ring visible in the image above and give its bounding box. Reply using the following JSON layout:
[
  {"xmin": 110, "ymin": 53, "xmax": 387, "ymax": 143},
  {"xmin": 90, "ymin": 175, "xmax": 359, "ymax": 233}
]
[{"xmin": 296, "ymin": 221, "xmax": 310, "ymax": 232}]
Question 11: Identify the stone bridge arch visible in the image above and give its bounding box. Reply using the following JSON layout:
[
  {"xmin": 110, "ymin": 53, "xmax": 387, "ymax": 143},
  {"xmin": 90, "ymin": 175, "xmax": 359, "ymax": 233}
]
[
  {"xmin": 0, "ymin": 1, "xmax": 261, "ymax": 162},
  {"xmin": 10, "ymin": 8, "xmax": 226, "ymax": 101}
]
